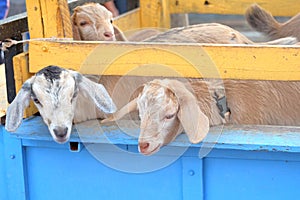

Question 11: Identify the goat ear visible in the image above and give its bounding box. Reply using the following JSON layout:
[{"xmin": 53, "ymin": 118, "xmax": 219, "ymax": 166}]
[
  {"xmin": 101, "ymin": 83, "xmax": 144, "ymax": 123},
  {"xmin": 101, "ymin": 97, "xmax": 138, "ymax": 123},
  {"xmin": 71, "ymin": 72, "xmax": 117, "ymax": 114},
  {"xmin": 71, "ymin": 12, "xmax": 81, "ymax": 40},
  {"xmin": 166, "ymin": 80, "xmax": 209, "ymax": 143},
  {"xmin": 5, "ymin": 77, "xmax": 34, "ymax": 132},
  {"xmin": 113, "ymin": 25, "xmax": 127, "ymax": 41}
]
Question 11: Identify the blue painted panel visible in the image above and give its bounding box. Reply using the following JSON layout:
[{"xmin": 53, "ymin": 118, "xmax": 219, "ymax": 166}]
[
  {"xmin": 0, "ymin": 126, "xmax": 8, "ymax": 200},
  {"xmin": 25, "ymin": 145, "xmax": 184, "ymax": 200},
  {"xmin": 10, "ymin": 117, "xmax": 300, "ymax": 153},
  {"xmin": 203, "ymin": 157, "xmax": 300, "ymax": 200},
  {"xmin": 182, "ymin": 157, "xmax": 203, "ymax": 199},
  {"xmin": 2, "ymin": 132, "xmax": 27, "ymax": 200},
  {"xmin": 3, "ymin": 116, "xmax": 300, "ymax": 200}
]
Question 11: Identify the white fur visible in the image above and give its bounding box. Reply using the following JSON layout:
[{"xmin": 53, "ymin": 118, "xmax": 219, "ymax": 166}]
[{"xmin": 5, "ymin": 66, "xmax": 116, "ymax": 144}]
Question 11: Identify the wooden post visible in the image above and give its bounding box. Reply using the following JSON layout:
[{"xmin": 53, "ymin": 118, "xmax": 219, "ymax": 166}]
[
  {"xmin": 26, "ymin": 0, "xmax": 73, "ymax": 38},
  {"xmin": 13, "ymin": 53, "xmax": 37, "ymax": 117},
  {"xmin": 26, "ymin": 0, "xmax": 73, "ymax": 72},
  {"xmin": 140, "ymin": 0, "xmax": 171, "ymax": 28}
]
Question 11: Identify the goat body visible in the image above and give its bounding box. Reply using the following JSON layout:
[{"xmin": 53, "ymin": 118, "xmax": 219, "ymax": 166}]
[
  {"xmin": 191, "ymin": 79, "xmax": 300, "ymax": 126},
  {"xmin": 145, "ymin": 23, "xmax": 297, "ymax": 45},
  {"xmin": 245, "ymin": 4, "xmax": 300, "ymax": 41},
  {"xmin": 145, "ymin": 23, "xmax": 254, "ymax": 44},
  {"xmin": 102, "ymin": 78, "xmax": 300, "ymax": 155}
]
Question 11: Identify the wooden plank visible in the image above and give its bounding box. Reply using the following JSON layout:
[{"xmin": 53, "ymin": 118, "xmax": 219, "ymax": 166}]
[
  {"xmin": 168, "ymin": 0, "xmax": 300, "ymax": 16},
  {"xmin": 140, "ymin": 0, "xmax": 171, "ymax": 28},
  {"xmin": 114, "ymin": 8, "xmax": 141, "ymax": 32},
  {"xmin": 26, "ymin": 0, "xmax": 73, "ymax": 38},
  {"xmin": 28, "ymin": 40, "xmax": 300, "ymax": 81},
  {"xmin": 25, "ymin": 0, "xmax": 44, "ymax": 38},
  {"xmin": 13, "ymin": 53, "xmax": 37, "ymax": 118},
  {"xmin": 0, "ymin": 64, "xmax": 8, "ymax": 118}
]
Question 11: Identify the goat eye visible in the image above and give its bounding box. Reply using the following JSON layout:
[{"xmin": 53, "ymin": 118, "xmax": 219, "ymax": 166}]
[
  {"xmin": 110, "ymin": 19, "xmax": 113, "ymax": 24},
  {"xmin": 79, "ymin": 21, "xmax": 88, "ymax": 26},
  {"xmin": 71, "ymin": 92, "xmax": 78, "ymax": 103},
  {"xmin": 33, "ymin": 98, "xmax": 40, "ymax": 104},
  {"xmin": 165, "ymin": 114, "xmax": 175, "ymax": 120}
]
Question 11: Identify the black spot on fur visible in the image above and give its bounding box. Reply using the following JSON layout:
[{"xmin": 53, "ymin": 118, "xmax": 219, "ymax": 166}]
[
  {"xmin": 37, "ymin": 65, "xmax": 66, "ymax": 82},
  {"xmin": 21, "ymin": 82, "xmax": 32, "ymax": 91},
  {"xmin": 73, "ymin": 72, "xmax": 83, "ymax": 84}
]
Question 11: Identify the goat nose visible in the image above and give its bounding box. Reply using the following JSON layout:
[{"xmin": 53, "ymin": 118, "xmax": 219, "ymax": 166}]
[
  {"xmin": 139, "ymin": 142, "xmax": 150, "ymax": 151},
  {"xmin": 53, "ymin": 127, "xmax": 68, "ymax": 138},
  {"xmin": 103, "ymin": 31, "xmax": 113, "ymax": 38}
]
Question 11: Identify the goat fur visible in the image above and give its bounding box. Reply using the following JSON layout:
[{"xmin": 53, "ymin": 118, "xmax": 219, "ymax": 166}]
[
  {"xmin": 5, "ymin": 66, "xmax": 116, "ymax": 144},
  {"xmin": 71, "ymin": 3, "xmax": 160, "ymax": 42},
  {"xmin": 102, "ymin": 78, "xmax": 300, "ymax": 155},
  {"xmin": 245, "ymin": 4, "xmax": 300, "ymax": 41},
  {"xmin": 144, "ymin": 23, "xmax": 297, "ymax": 45},
  {"xmin": 71, "ymin": 3, "xmax": 127, "ymax": 41}
]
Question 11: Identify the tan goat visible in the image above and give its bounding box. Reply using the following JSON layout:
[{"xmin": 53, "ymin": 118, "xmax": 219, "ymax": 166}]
[
  {"xmin": 144, "ymin": 23, "xmax": 297, "ymax": 44},
  {"xmin": 72, "ymin": 3, "xmax": 127, "ymax": 41},
  {"xmin": 245, "ymin": 4, "xmax": 300, "ymax": 41},
  {"xmin": 71, "ymin": 3, "xmax": 160, "ymax": 41},
  {"xmin": 102, "ymin": 79, "xmax": 300, "ymax": 155},
  {"xmin": 71, "ymin": 3, "xmax": 297, "ymax": 44}
]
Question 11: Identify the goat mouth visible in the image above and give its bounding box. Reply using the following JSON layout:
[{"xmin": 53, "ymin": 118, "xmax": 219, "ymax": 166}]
[
  {"xmin": 104, "ymin": 37, "xmax": 114, "ymax": 41},
  {"xmin": 140, "ymin": 145, "xmax": 161, "ymax": 156},
  {"xmin": 54, "ymin": 137, "xmax": 69, "ymax": 144}
]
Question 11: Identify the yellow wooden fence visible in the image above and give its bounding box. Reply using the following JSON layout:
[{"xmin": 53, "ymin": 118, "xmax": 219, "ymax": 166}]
[{"xmin": 6, "ymin": 0, "xmax": 300, "ymax": 117}]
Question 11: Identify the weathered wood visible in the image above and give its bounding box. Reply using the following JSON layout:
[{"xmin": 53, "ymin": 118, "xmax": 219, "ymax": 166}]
[
  {"xmin": 168, "ymin": 0, "xmax": 300, "ymax": 16},
  {"xmin": 13, "ymin": 53, "xmax": 37, "ymax": 118},
  {"xmin": 140, "ymin": 0, "xmax": 171, "ymax": 28},
  {"xmin": 26, "ymin": 0, "xmax": 73, "ymax": 38},
  {"xmin": 28, "ymin": 40, "xmax": 300, "ymax": 81},
  {"xmin": 114, "ymin": 8, "xmax": 141, "ymax": 32}
]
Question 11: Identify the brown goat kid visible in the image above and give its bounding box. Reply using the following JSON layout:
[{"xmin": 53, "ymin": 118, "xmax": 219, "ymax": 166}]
[
  {"xmin": 102, "ymin": 79, "xmax": 300, "ymax": 155},
  {"xmin": 245, "ymin": 4, "xmax": 300, "ymax": 41}
]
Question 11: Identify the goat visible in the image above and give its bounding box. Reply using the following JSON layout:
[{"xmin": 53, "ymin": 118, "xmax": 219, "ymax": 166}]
[
  {"xmin": 71, "ymin": 3, "xmax": 160, "ymax": 42},
  {"xmin": 5, "ymin": 65, "xmax": 116, "ymax": 144},
  {"xmin": 71, "ymin": 2, "xmax": 127, "ymax": 41},
  {"xmin": 102, "ymin": 79, "xmax": 300, "ymax": 155},
  {"xmin": 144, "ymin": 23, "xmax": 297, "ymax": 45},
  {"xmin": 71, "ymin": 3, "xmax": 297, "ymax": 45},
  {"xmin": 245, "ymin": 4, "xmax": 300, "ymax": 41}
]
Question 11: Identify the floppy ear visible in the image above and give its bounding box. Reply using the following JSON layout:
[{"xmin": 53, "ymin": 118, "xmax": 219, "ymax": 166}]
[
  {"xmin": 166, "ymin": 80, "xmax": 209, "ymax": 143},
  {"xmin": 113, "ymin": 25, "xmax": 127, "ymax": 41},
  {"xmin": 71, "ymin": 71, "xmax": 116, "ymax": 114},
  {"xmin": 5, "ymin": 77, "xmax": 34, "ymax": 132},
  {"xmin": 101, "ymin": 97, "xmax": 138, "ymax": 123},
  {"xmin": 71, "ymin": 11, "xmax": 81, "ymax": 40},
  {"xmin": 101, "ymin": 83, "xmax": 144, "ymax": 123}
]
